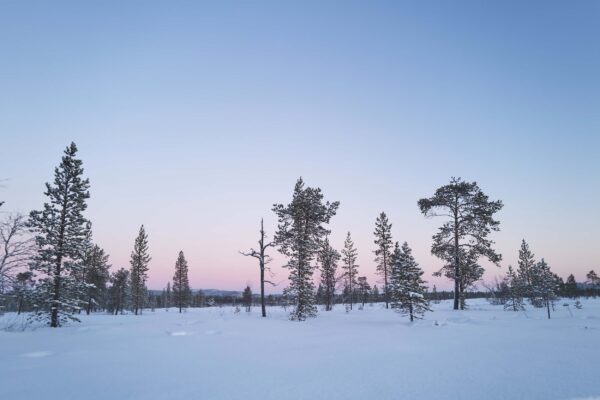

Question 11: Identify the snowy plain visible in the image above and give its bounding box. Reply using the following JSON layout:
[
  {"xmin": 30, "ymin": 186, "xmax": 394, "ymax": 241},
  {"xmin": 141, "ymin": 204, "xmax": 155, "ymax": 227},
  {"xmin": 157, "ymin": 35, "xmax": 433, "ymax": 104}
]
[{"xmin": 1, "ymin": 299, "xmax": 599, "ymax": 400}]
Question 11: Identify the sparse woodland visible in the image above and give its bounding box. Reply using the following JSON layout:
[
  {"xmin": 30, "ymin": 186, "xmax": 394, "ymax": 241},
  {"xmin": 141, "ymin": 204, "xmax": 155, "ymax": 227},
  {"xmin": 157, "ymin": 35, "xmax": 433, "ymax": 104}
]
[{"xmin": 0, "ymin": 143, "xmax": 598, "ymax": 325}]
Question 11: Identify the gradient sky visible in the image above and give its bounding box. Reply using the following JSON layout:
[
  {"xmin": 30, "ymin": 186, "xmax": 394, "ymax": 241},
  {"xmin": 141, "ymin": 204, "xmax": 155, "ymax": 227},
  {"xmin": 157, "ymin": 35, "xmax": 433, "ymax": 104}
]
[{"xmin": 1, "ymin": 1, "xmax": 599, "ymax": 292}]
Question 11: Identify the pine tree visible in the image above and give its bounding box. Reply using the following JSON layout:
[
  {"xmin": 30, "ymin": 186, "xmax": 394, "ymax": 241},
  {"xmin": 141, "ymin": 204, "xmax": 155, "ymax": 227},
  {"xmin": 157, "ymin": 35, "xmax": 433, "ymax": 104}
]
[
  {"xmin": 530, "ymin": 259, "xmax": 559, "ymax": 319},
  {"xmin": 389, "ymin": 242, "xmax": 431, "ymax": 321},
  {"xmin": 565, "ymin": 274, "xmax": 578, "ymax": 298},
  {"xmin": 586, "ymin": 270, "xmax": 599, "ymax": 296},
  {"xmin": 341, "ymin": 231, "xmax": 359, "ymax": 310},
  {"xmin": 371, "ymin": 285, "xmax": 379, "ymax": 304},
  {"xmin": 81, "ymin": 244, "xmax": 110, "ymax": 314},
  {"xmin": 316, "ymin": 284, "xmax": 325, "ymax": 305},
  {"xmin": 389, "ymin": 242, "xmax": 402, "ymax": 306},
  {"xmin": 108, "ymin": 268, "xmax": 129, "ymax": 315},
  {"xmin": 504, "ymin": 265, "xmax": 525, "ymax": 311},
  {"xmin": 28, "ymin": 142, "xmax": 91, "ymax": 327},
  {"xmin": 374, "ymin": 212, "xmax": 393, "ymax": 309},
  {"xmin": 272, "ymin": 178, "xmax": 339, "ymax": 321},
  {"xmin": 165, "ymin": 282, "xmax": 171, "ymax": 310},
  {"xmin": 357, "ymin": 276, "xmax": 371, "ymax": 307},
  {"xmin": 432, "ymin": 248, "xmax": 483, "ymax": 310},
  {"xmin": 432, "ymin": 285, "xmax": 440, "ymax": 304},
  {"xmin": 13, "ymin": 271, "xmax": 34, "ymax": 314},
  {"xmin": 129, "ymin": 225, "xmax": 151, "ymax": 315},
  {"xmin": 242, "ymin": 285, "xmax": 252, "ymax": 312},
  {"xmin": 418, "ymin": 178, "xmax": 503, "ymax": 310},
  {"xmin": 319, "ymin": 237, "xmax": 340, "ymax": 311},
  {"xmin": 172, "ymin": 251, "xmax": 191, "ymax": 313}
]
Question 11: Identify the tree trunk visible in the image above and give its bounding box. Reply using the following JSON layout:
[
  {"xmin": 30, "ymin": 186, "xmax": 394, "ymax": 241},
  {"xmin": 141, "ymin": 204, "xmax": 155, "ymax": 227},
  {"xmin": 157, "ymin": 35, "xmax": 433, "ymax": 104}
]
[
  {"xmin": 51, "ymin": 257, "xmax": 62, "ymax": 327},
  {"xmin": 384, "ymin": 253, "xmax": 389, "ymax": 309},
  {"xmin": 260, "ymin": 263, "xmax": 266, "ymax": 317},
  {"xmin": 453, "ymin": 206, "xmax": 460, "ymax": 311},
  {"xmin": 546, "ymin": 299, "xmax": 551, "ymax": 319}
]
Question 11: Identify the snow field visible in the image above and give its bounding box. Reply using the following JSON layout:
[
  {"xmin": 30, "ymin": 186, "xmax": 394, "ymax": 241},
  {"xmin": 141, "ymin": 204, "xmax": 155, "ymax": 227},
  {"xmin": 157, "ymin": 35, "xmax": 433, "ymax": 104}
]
[{"xmin": 1, "ymin": 299, "xmax": 599, "ymax": 400}]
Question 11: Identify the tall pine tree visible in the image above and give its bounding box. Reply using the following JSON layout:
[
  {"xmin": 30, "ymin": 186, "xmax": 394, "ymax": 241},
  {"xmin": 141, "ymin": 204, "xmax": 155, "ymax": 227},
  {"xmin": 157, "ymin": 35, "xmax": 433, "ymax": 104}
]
[
  {"xmin": 129, "ymin": 225, "xmax": 151, "ymax": 315},
  {"xmin": 373, "ymin": 212, "xmax": 393, "ymax": 309},
  {"xmin": 172, "ymin": 250, "xmax": 191, "ymax": 313},
  {"xmin": 272, "ymin": 178, "xmax": 339, "ymax": 321},
  {"xmin": 418, "ymin": 178, "xmax": 503, "ymax": 310},
  {"xmin": 29, "ymin": 142, "xmax": 91, "ymax": 327},
  {"xmin": 341, "ymin": 231, "xmax": 359, "ymax": 310}
]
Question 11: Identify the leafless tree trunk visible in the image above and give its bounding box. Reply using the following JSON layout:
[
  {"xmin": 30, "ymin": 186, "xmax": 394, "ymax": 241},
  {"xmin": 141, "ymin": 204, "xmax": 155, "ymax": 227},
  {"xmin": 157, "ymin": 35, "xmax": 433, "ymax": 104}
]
[
  {"xmin": 0, "ymin": 214, "xmax": 35, "ymax": 295},
  {"xmin": 240, "ymin": 219, "xmax": 275, "ymax": 317}
]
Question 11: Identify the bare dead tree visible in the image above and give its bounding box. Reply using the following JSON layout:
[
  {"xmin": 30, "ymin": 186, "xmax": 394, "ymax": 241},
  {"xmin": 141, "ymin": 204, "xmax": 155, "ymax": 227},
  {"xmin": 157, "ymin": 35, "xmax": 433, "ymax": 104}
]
[
  {"xmin": 240, "ymin": 218, "xmax": 275, "ymax": 317},
  {"xmin": 0, "ymin": 214, "xmax": 35, "ymax": 295}
]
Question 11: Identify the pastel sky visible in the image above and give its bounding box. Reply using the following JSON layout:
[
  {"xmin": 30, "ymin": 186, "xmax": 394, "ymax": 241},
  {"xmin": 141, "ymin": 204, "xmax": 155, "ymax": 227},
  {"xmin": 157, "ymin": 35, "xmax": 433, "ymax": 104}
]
[{"xmin": 1, "ymin": 1, "xmax": 598, "ymax": 292}]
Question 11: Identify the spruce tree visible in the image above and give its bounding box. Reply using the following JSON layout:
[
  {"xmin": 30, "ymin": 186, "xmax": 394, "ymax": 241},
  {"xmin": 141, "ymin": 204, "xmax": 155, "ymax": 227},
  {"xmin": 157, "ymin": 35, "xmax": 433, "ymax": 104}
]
[
  {"xmin": 504, "ymin": 265, "xmax": 525, "ymax": 311},
  {"xmin": 390, "ymin": 242, "xmax": 431, "ymax": 321},
  {"xmin": 318, "ymin": 237, "xmax": 340, "ymax": 311},
  {"xmin": 341, "ymin": 231, "xmax": 359, "ymax": 310},
  {"xmin": 272, "ymin": 177, "xmax": 339, "ymax": 321},
  {"xmin": 129, "ymin": 225, "xmax": 151, "ymax": 315},
  {"xmin": 373, "ymin": 212, "xmax": 393, "ymax": 309},
  {"xmin": 172, "ymin": 250, "xmax": 191, "ymax": 313},
  {"xmin": 418, "ymin": 178, "xmax": 503, "ymax": 310},
  {"xmin": 242, "ymin": 285, "xmax": 252, "ymax": 312},
  {"xmin": 516, "ymin": 239, "xmax": 536, "ymax": 296},
  {"xmin": 28, "ymin": 142, "xmax": 91, "ymax": 327}
]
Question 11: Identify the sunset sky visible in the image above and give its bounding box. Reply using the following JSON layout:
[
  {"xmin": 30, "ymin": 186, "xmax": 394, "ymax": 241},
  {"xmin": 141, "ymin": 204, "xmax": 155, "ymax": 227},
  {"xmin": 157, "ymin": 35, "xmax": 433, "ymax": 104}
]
[{"xmin": 1, "ymin": 1, "xmax": 598, "ymax": 292}]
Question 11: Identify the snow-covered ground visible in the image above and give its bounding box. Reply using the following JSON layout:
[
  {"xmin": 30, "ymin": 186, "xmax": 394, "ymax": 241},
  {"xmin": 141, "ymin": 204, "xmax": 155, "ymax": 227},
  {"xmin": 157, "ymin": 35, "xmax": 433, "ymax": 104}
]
[{"xmin": 1, "ymin": 299, "xmax": 599, "ymax": 400}]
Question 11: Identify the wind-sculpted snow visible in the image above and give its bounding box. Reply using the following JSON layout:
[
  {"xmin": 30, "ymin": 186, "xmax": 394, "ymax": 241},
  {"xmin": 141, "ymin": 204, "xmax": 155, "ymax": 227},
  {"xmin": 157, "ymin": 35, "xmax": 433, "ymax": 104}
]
[{"xmin": 1, "ymin": 299, "xmax": 599, "ymax": 400}]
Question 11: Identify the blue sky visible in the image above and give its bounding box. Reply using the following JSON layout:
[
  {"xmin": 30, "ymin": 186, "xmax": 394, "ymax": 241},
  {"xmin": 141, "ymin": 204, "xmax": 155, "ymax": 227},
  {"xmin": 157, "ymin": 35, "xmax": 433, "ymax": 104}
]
[{"xmin": 1, "ymin": 1, "xmax": 598, "ymax": 290}]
